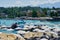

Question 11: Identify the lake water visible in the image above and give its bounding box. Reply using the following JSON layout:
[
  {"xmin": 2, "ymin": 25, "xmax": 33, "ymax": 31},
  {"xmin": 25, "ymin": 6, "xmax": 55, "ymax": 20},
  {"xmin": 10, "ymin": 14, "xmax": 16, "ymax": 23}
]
[
  {"xmin": 0, "ymin": 19, "xmax": 60, "ymax": 28},
  {"xmin": 0, "ymin": 19, "xmax": 60, "ymax": 34}
]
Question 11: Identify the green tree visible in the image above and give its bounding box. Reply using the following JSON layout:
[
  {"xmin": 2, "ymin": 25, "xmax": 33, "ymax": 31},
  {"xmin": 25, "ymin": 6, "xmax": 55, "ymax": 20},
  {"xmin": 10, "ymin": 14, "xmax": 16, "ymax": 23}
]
[
  {"xmin": 52, "ymin": 7, "xmax": 55, "ymax": 10},
  {"xmin": 55, "ymin": 12, "xmax": 58, "ymax": 17},
  {"xmin": 32, "ymin": 10, "xmax": 38, "ymax": 17},
  {"xmin": 50, "ymin": 12, "xmax": 55, "ymax": 17},
  {"xmin": 40, "ymin": 14, "xmax": 46, "ymax": 17}
]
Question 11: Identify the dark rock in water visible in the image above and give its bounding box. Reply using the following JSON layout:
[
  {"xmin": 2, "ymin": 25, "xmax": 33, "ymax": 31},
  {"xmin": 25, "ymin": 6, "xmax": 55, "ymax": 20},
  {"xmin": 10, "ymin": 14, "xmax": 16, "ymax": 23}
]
[{"xmin": 11, "ymin": 23, "xmax": 18, "ymax": 29}]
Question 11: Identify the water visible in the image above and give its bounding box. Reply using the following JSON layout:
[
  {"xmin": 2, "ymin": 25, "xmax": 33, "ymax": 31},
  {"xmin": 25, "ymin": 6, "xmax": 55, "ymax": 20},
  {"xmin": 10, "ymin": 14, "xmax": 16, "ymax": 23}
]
[
  {"xmin": 0, "ymin": 19, "xmax": 60, "ymax": 27},
  {"xmin": 0, "ymin": 29, "xmax": 17, "ymax": 34},
  {"xmin": 0, "ymin": 19, "xmax": 60, "ymax": 34}
]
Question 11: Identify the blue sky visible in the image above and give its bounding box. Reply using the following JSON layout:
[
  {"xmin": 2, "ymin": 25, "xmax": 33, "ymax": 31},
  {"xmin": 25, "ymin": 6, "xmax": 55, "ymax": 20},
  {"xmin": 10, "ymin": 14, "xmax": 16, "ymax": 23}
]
[{"xmin": 0, "ymin": 0, "xmax": 60, "ymax": 8}]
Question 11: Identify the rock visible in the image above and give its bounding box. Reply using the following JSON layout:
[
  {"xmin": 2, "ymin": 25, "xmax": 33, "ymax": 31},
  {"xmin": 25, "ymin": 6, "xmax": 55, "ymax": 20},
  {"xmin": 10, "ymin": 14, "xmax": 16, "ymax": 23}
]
[
  {"xmin": 33, "ymin": 28, "xmax": 45, "ymax": 32},
  {"xmin": 40, "ymin": 38, "xmax": 48, "ymax": 40},
  {"xmin": 23, "ymin": 32, "xmax": 43, "ymax": 39},
  {"xmin": 14, "ymin": 34, "xmax": 25, "ymax": 40},
  {"xmin": 0, "ymin": 33, "xmax": 8, "ymax": 40},
  {"xmin": 7, "ymin": 34, "xmax": 17, "ymax": 40},
  {"xmin": 17, "ymin": 30, "xmax": 27, "ymax": 34},
  {"xmin": 0, "ymin": 33, "xmax": 25, "ymax": 40}
]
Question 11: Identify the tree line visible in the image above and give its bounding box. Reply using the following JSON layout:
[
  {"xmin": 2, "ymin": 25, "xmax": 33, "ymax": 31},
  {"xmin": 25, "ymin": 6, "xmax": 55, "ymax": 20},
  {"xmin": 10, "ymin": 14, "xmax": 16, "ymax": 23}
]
[{"xmin": 0, "ymin": 6, "xmax": 60, "ymax": 18}]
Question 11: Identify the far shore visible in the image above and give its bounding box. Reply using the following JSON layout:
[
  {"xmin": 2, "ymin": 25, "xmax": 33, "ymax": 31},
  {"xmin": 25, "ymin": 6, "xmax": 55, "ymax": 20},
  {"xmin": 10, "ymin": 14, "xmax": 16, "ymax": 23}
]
[
  {"xmin": 0, "ymin": 17, "xmax": 53, "ymax": 20},
  {"xmin": 0, "ymin": 17, "xmax": 60, "ymax": 21}
]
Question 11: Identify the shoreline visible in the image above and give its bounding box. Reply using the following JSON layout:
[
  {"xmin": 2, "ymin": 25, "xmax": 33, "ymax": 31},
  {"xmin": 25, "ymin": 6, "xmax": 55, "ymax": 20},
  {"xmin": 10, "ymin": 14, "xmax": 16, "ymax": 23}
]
[
  {"xmin": 0, "ymin": 17, "xmax": 60, "ymax": 21},
  {"xmin": 0, "ymin": 17, "xmax": 52, "ymax": 19},
  {"xmin": 0, "ymin": 25, "xmax": 60, "ymax": 40}
]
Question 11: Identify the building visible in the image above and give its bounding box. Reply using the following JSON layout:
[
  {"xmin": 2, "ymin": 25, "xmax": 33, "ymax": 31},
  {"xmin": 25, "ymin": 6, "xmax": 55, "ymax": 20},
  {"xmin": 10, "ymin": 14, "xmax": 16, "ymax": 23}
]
[{"xmin": 47, "ymin": 9, "xmax": 60, "ymax": 17}]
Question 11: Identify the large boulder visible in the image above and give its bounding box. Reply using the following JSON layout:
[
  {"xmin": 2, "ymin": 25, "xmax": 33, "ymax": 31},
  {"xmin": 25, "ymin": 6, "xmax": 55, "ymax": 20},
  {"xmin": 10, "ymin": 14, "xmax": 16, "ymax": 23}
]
[{"xmin": 0, "ymin": 32, "xmax": 25, "ymax": 40}]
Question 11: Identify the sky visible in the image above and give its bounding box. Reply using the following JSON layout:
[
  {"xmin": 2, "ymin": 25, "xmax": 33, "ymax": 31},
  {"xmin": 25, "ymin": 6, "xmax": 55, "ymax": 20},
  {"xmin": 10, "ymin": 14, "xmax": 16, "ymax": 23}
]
[{"xmin": 0, "ymin": 0, "xmax": 60, "ymax": 8}]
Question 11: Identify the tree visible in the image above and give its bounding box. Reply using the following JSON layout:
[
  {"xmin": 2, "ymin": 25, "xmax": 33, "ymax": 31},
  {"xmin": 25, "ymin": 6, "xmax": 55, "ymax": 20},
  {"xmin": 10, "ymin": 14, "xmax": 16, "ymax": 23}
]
[
  {"xmin": 52, "ymin": 7, "xmax": 55, "ymax": 10},
  {"xmin": 40, "ymin": 14, "xmax": 46, "ymax": 17},
  {"xmin": 32, "ymin": 10, "xmax": 38, "ymax": 17},
  {"xmin": 55, "ymin": 12, "xmax": 58, "ymax": 17},
  {"xmin": 50, "ymin": 12, "xmax": 55, "ymax": 17}
]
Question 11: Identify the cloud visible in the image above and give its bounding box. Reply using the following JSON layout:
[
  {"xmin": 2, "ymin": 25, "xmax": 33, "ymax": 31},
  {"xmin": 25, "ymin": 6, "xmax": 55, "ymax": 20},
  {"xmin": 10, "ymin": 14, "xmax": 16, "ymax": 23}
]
[
  {"xmin": 48, "ymin": 0, "xmax": 60, "ymax": 3},
  {"xmin": 0, "ymin": 0, "xmax": 60, "ymax": 7},
  {"xmin": 14, "ymin": 0, "xmax": 60, "ymax": 7}
]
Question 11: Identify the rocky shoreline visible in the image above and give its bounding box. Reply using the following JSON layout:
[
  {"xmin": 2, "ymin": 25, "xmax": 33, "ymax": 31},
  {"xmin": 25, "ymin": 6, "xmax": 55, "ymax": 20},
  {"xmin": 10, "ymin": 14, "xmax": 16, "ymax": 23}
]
[{"xmin": 0, "ymin": 25, "xmax": 60, "ymax": 40}]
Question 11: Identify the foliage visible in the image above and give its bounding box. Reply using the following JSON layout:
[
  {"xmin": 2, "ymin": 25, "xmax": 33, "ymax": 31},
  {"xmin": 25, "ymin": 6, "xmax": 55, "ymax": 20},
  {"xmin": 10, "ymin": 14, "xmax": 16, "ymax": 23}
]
[
  {"xmin": 0, "ymin": 7, "xmax": 60, "ymax": 18},
  {"xmin": 40, "ymin": 14, "xmax": 46, "ymax": 17},
  {"xmin": 32, "ymin": 10, "xmax": 38, "ymax": 17}
]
